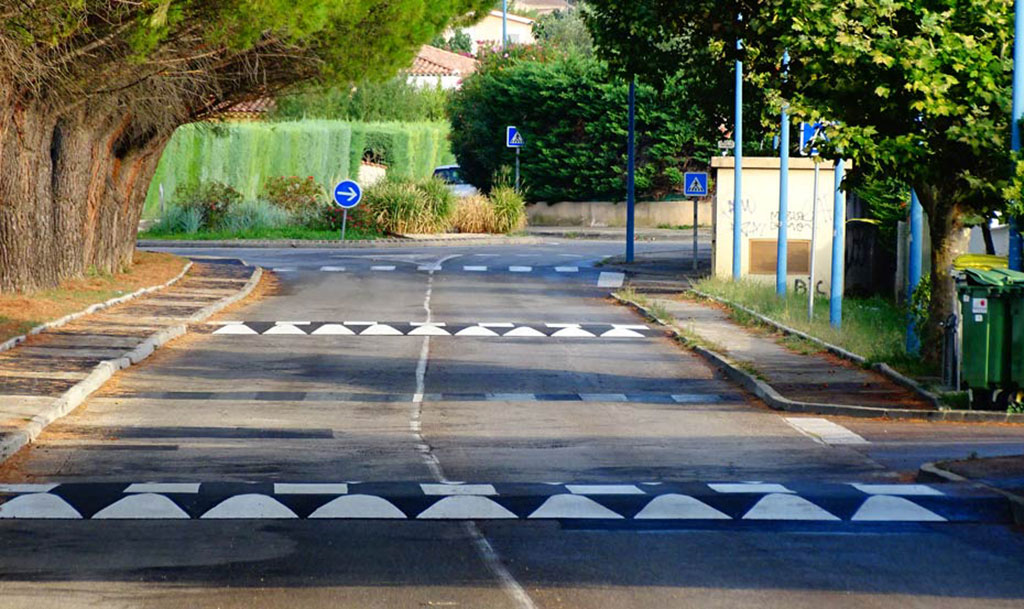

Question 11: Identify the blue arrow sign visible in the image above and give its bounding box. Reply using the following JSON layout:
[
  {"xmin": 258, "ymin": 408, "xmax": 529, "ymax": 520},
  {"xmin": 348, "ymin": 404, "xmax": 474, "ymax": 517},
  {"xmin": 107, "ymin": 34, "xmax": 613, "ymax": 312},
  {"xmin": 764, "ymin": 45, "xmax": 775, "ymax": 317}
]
[
  {"xmin": 683, "ymin": 172, "xmax": 709, "ymax": 197},
  {"xmin": 333, "ymin": 180, "xmax": 362, "ymax": 209},
  {"xmin": 800, "ymin": 122, "xmax": 827, "ymax": 156},
  {"xmin": 506, "ymin": 126, "xmax": 524, "ymax": 148}
]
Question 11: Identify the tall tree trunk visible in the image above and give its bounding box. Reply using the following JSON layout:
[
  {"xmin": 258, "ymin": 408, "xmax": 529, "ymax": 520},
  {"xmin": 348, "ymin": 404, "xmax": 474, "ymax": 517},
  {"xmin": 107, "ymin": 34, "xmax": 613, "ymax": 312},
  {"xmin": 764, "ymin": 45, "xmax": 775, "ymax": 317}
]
[
  {"xmin": 915, "ymin": 184, "xmax": 971, "ymax": 365},
  {"xmin": 0, "ymin": 103, "xmax": 167, "ymax": 293}
]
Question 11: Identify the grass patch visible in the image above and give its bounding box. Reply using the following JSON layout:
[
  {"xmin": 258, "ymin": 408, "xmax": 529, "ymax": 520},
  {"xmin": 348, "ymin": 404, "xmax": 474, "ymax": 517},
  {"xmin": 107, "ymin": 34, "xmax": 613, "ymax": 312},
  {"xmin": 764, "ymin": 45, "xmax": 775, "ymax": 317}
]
[
  {"xmin": 693, "ymin": 276, "xmax": 935, "ymax": 377},
  {"xmin": 0, "ymin": 252, "xmax": 186, "ymax": 343},
  {"xmin": 656, "ymin": 223, "xmax": 694, "ymax": 230},
  {"xmin": 139, "ymin": 226, "xmax": 383, "ymax": 241}
]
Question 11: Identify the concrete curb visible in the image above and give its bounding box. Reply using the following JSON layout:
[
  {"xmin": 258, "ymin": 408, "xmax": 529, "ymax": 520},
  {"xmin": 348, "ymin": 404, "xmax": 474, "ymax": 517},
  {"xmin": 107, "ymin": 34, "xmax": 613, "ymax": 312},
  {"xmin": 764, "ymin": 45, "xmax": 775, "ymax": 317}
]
[
  {"xmin": 688, "ymin": 288, "xmax": 944, "ymax": 409},
  {"xmin": 0, "ymin": 260, "xmax": 194, "ymax": 354},
  {"xmin": 0, "ymin": 263, "xmax": 263, "ymax": 463},
  {"xmin": 137, "ymin": 236, "xmax": 546, "ymax": 249},
  {"xmin": 919, "ymin": 461, "xmax": 1024, "ymax": 525},
  {"xmin": 612, "ymin": 294, "xmax": 1024, "ymax": 423}
]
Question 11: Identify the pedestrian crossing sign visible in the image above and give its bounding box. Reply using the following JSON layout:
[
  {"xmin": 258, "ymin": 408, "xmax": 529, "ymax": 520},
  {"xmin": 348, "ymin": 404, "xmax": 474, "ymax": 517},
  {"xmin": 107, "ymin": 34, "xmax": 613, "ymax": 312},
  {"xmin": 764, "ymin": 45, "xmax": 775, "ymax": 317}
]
[
  {"xmin": 684, "ymin": 172, "xmax": 709, "ymax": 197},
  {"xmin": 506, "ymin": 126, "xmax": 524, "ymax": 148}
]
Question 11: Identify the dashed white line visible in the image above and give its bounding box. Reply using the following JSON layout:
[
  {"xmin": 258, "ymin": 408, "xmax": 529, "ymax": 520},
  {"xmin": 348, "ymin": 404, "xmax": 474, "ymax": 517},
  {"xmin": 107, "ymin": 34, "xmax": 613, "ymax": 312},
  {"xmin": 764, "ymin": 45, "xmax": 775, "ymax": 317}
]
[
  {"xmin": 272, "ymin": 267, "xmax": 297, "ymax": 272},
  {"xmin": 509, "ymin": 266, "xmax": 532, "ymax": 272},
  {"xmin": 784, "ymin": 417, "xmax": 869, "ymax": 446},
  {"xmin": 555, "ymin": 266, "xmax": 579, "ymax": 273},
  {"xmin": 464, "ymin": 265, "xmax": 488, "ymax": 272},
  {"xmin": 320, "ymin": 266, "xmax": 346, "ymax": 272},
  {"xmin": 371, "ymin": 265, "xmax": 396, "ymax": 271}
]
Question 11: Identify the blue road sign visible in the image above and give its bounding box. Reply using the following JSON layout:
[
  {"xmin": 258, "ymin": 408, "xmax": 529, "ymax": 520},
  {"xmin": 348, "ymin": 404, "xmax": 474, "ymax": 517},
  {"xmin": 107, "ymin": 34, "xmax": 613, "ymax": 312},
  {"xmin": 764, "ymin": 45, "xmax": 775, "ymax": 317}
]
[
  {"xmin": 506, "ymin": 126, "xmax": 524, "ymax": 148},
  {"xmin": 683, "ymin": 172, "xmax": 709, "ymax": 197},
  {"xmin": 800, "ymin": 121, "xmax": 827, "ymax": 156},
  {"xmin": 333, "ymin": 180, "xmax": 362, "ymax": 209}
]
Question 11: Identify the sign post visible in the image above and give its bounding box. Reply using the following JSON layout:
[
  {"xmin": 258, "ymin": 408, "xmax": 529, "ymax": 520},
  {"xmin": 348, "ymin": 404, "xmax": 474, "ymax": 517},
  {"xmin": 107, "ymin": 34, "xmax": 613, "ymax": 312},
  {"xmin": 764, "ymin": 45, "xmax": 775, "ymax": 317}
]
[
  {"xmin": 800, "ymin": 121, "xmax": 828, "ymax": 321},
  {"xmin": 333, "ymin": 179, "xmax": 363, "ymax": 241},
  {"xmin": 506, "ymin": 126, "xmax": 524, "ymax": 191},
  {"xmin": 684, "ymin": 172, "xmax": 709, "ymax": 272}
]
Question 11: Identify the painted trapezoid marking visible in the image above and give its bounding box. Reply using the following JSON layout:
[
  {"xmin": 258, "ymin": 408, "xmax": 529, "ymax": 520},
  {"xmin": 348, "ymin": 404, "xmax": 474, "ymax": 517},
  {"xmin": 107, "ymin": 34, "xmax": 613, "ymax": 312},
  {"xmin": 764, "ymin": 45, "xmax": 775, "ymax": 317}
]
[
  {"xmin": 742, "ymin": 493, "xmax": 840, "ymax": 521},
  {"xmin": 408, "ymin": 325, "xmax": 451, "ymax": 336},
  {"xmin": 92, "ymin": 493, "xmax": 190, "ymax": 519},
  {"xmin": 502, "ymin": 326, "xmax": 547, "ymax": 337},
  {"xmin": 264, "ymin": 324, "xmax": 308, "ymax": 335},
  {"xmin": 634, "ymin": 494, "xmax": 731, "ymax": 520},
  {"xmin": 309, "ymin": 495, "xmax": 406, "ymax": 519},
  {"xmin": 528, "ymin": 495, "xmax": 624, "ymax": 519},
  {"xmin": 0, "ymin": 494, "xmax": 82, "ymax": 519},
  {"xmin": 311, "ymin": 324, "xmax": 356, "ymax": 335},
  {"xmin": 360, "ymin": 324, "xmax": 404, "ymax": 336},
  {"xmin": 455, "ymin": 326, "xmax": 499, "ymax": 337},
  {"xmin": 214, "ymin": 324, "xmax": 258, "ymax": 335},
  {"xmin": 417, "ymin": 496, "xmax": 517, "ymax": 519},
  {"xmin": 201, "ymin": 494, "xmax": 298, "ymax": 519},
  {"xmin": 851, "ymin": 495, "xmax": 947, "ymax": 522},
  {"xmin": 600, "ymin": 328, "xmax": 646, "ymax": 338},
  {"xmin": 551, "ymin": 327, "xmax": 596, "ymax": 338},
  {"xmin": 850, "ymin": 483, "xmax": 943, "ymax": 496},
  {"xmin": 421, "ymin": 483, "xmax": 497, "ymax": 496}
]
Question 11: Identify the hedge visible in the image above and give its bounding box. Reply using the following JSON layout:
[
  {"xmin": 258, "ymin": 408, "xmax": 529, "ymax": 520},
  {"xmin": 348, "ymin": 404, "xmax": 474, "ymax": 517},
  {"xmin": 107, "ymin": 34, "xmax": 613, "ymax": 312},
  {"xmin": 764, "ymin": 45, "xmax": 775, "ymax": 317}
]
[{"xmin": 144, "ymin": 120, "xmax": 454, "ymax": 217}]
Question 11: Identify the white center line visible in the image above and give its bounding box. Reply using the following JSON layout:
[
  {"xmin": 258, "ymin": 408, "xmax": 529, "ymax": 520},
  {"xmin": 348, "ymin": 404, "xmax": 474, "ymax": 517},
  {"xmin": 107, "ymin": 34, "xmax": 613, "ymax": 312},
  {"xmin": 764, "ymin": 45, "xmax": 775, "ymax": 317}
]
[
  {"xmin": 371, "ymin": 265, "xmax": 396, "ymax": 271},
  {"xmin": 320, "ymin": 266, "xmax": 346, "ymax": 272},
  {"xmin": 555, "ymin": 266, "xmax": 579, "ymax": 273},
  {"xmin": 464, "ymin": 266, "xmax": 488, "ymax": 272},
  {"xmin": 509, "ymin": 266, "xmax": 532, "ymax": 272}
]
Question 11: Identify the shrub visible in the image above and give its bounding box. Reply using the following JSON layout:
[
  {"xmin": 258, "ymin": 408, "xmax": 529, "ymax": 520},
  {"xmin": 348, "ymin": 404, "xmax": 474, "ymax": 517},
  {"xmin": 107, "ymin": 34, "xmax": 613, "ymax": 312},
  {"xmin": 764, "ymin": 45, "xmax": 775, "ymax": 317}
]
[
  {"xmin": 416, "ymin": 177, "xmax": 457, "ymax": 226},
  {"xmin": 489, "ymin": 186, "xmax": 527, "ymax": 233},
  {"xmin": 451, "ymin": 195, "xmax": 495, "ymax": 233},
  {"xmin": 152, "ymin": 205, "xmax": 203, "ymax": 234},
  {"xmin": 261, "ymin": 176, "xmax": 325, "ymax": 212},
  {"xmin": 312, "ymin": 204, "xmax": 376, "ymax": 233},
  {"xmin": 362, "ymin": 179, "xmax": 430, "ymax": 234},
  {"xmin": 223, "ymin": 200, "xmax": 294, "ymax": 233},
  {"xmin": 172, "ymin": 181, "xmax": 242, "ymax": 229}
]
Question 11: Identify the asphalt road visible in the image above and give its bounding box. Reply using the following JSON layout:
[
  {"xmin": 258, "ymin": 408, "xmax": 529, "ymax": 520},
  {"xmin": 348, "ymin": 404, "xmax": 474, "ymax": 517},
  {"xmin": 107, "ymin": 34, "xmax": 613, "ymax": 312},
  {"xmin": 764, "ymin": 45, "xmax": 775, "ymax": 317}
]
[{"xmin": 1, "ymin": 239, "xmax": 1022, "ymax": 609}]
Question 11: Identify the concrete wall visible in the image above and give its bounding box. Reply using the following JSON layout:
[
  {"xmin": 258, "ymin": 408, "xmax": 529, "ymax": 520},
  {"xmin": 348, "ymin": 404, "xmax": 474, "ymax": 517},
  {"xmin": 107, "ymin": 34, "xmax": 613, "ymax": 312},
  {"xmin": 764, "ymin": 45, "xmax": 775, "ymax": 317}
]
[
  {"xmin": 407, "ymin": 75, "xmax": 463, "ymax": 90},
  {"xmin": 526, "ymin": 199, "xmax": 713, "ymax": 228},
  {"xmin": 712, "ymin": 156, "xmax": 847, "ymax": 294},
  {"xmin": 464, "ymin": 13, "xmax": 535, "ymax": 54}
]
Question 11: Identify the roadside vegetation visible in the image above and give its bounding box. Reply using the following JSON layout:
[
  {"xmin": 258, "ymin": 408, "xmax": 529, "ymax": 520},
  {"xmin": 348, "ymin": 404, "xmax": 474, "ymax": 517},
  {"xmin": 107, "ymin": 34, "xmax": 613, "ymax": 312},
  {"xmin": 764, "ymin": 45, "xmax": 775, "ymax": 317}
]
[
  {"xmin": 143, "ymin": 174, "xmax": 527, "ymax": 240},
  {"xmin": 0, "ymin": 253, "xmax": 185, "ymax": 343},
  {"xmin": 692, "ymin": 277, "xmax": 933, "ymax": 376}
]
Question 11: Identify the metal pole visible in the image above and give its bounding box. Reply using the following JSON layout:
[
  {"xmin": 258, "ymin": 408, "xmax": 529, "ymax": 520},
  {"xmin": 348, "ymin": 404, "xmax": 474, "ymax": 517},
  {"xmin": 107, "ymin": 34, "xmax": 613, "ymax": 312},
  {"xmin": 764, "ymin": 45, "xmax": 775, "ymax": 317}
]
[
  {"xmin": 159, "ymin": 183, "xmax": 165, "ymax": 217},
  {"xmin": 515, "ymin": 147, "xmax": 520, "ymax": 192},
  {"xmin": 733, "ymin": 31, "xmax": 744, "ymax": 280},
  {"xmin": 1012, "ymin": 0, "xmax": 1024, "ymax": 270},
  {"xmin": 692, "ymin": 198, "xmax": 699, "ymax": 271},
  {"xmin": 777, "ymin": 51, "xmax": 791, "ymax": 296},
  {"xmin": 829, "ymin": 159, "xmax": 846, "ymax": 329},
  {"xmin": 341, "ymin": 208, "xmax": 348, "ymax": 241},
  {"xmin": 808, "ymin": 159, "xmax": 820, "ymax": 320},
  {"xmin": 502, "ymin": 0, "xmax": 508, "ymax": 50},
  {"xmin": 907, "ymin": 189, "xmax": 924, "ymax": 355},
  {"xmin": 626, "ymin": 76, "xmax": 636, "ymax": 263}
]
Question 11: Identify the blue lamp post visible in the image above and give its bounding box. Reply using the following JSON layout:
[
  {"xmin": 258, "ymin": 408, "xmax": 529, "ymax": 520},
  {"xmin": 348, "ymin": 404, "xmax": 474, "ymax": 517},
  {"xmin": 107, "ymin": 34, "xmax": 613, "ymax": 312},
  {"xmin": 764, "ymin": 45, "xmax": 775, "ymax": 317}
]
[
  {"xmin": 733, "ymin": 21, "xmax": 744, "ymax": 280},
  {"xmin": 776, "ymin": 51, "xmax": 791, "ymax": 296},
  {"xmin": 1011, "ymin": 0, "xmax": 1024, "ymax": 270}
]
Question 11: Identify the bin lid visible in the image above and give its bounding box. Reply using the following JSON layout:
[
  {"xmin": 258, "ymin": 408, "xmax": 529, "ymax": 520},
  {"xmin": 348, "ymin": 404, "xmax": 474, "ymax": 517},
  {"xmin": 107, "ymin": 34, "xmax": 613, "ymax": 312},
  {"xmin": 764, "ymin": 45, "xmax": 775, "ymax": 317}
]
[
  {"xmin": 963, "ymin": 267, "xmax": 1024, "ymax": 286},
  {"xmin": 953, "ymin": 254, "xmax": 1008, "ymax": 271}
]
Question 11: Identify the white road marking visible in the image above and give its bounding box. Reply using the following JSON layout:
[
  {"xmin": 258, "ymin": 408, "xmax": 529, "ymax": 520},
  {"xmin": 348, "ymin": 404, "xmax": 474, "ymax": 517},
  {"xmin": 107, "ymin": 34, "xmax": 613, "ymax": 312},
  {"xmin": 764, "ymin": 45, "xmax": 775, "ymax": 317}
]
[
  {"xmin": 371, "ymin": 265, "xmax": 396, "ymax": 271},
  {"xmin": 421, "ymin": 484, "xmax": 498, "ymax": 496},
  {"xmin": 408, "ymin": 325, "xmax": 451, "ymax": 336},
  {"xmin": 600, "ymin": 328, "xmax": 645, "ymax": 338},
  {"xmin": 671, "ymin": 394, "xmax": 722, "ymax": 404},
  {"xmin": 214, "ymin": 324, "xmax": 258, "ymax": 335},
  {"xmin": 125, "ymin": 483, "xmax": 200, "ymax": 494},
  {"xmin": 551, "ymin": 326, "xmax": 596, "ymax": 338},
  {"xmin": 503, "ymin": 326, "xmax": 547, "ymax": 337},
  {"xmin": 784, "ymin": 417, "xmax": 869, "ymax": 445},
  {"xmin": 578, "ymin": 393, "xmax": 629, "ymax": 402},
  {"xmin": 272, "ymin": 267, "xmax": 297, "ymax": 272},
  {"xmin": 418, "ymin": 497, "xmax": 517, "ymax": 519},
  {"xmin": 274, "ymin": 483, "xmax": 350, "ymax": 495},
  {"xmin": 93, "ymin": 494, "xmax": 190, "ymax": 519},
  {"xmin": 311, "ymin": 324, "xmax": 356, "ymax": 335},
  {"xmin": 360, "ymin": 324, "xmax": 404, "ymax": 336},
  {"xmin": 0, "ymin": 494, "xmax": 81, "ymax": 519},
  {"xmin": 309, "ymin": 495, "xmax": 406, "ymax": 519},
  {"xmin": 455, "ymin": 326, "xmax": 499, "ymax": 336},
  {"xmin": 418, "ymin": 265, "xmax": 441, "ymax": 271},
  {"xmin": 201, "ymin": 494, "xmax": 297, "ymax": 519},
  {"xmin": 479, "ymin": 323, "xmax": 515, "ymax": 328},
  {"xmin": 464, "ymin": 265, "xmax": 488, "ymax": 272},
  {"xmin": 263, "ymin": 324, "xmax": 306, "ymax": 335},
  {"xmin": 509, "ymin": 266, "xmax": 532, "ymax": 272},
  {"xmin": 0, "ymin": 484, "xmax": 58, "ymax": 493},
  {"xmin": 529, "ymin": 495, "xmax": 623, "ymax": 519},
  {"xmin": 613, "ymin": 324, "xmax": 650, "ymax": 330},
  {"xmin": 320, "ymin": 266, "xmax": 346, "ymax": 272},
  {"xmin": 488, "ymin": 393, "xmax": 537, "ymax": 401},
  {"xmin": 597, "ymin": 272, "xmax": 625, "ymax": 288},
  {"xmin": 559, "ymin": 254, "xmax": 584, "ymax": 258},
  {"xmin": 743, "ymin": 493, "xmax": 840, "ymax": 521},
  {"xmin": 634, "ymin": 495, "xmax": 731, "ymax": 520},
  {"xmin": 555, "ymin": 266, "xmax": 579, "ymax": 273},
  {"xmin": 709, "ymin": 483, "xmax": 794, "ymax": 494},
  {"xmin": 851, "ymin": 496, "xmax": 946, "ymax": 521},
  {"xmin": 566, "ymin": 484, "xmax": 644, "ymax": 495},
  {"xmin": 850, "ymin": 483, "xmax": 943, "ymax": 496}
]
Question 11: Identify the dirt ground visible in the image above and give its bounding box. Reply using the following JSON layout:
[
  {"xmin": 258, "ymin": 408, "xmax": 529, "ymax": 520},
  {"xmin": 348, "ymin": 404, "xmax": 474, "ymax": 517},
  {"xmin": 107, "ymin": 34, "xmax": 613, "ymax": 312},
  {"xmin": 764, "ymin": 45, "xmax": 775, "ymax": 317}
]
[{"xmin": 0, "ymin": 252, "xmax": 187, "ymax": 343}]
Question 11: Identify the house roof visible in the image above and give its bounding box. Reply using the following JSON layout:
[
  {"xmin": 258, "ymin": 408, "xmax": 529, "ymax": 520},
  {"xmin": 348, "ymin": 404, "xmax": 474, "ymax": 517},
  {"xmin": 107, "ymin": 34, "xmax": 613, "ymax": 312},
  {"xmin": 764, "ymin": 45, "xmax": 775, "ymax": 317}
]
[
  {"xmin": 408, "ymin": 45, "xmax": 478, "ymax": 77},
  {"xmin": 515, "ymin": 0, "xmax": 570, "ymax": 13}
]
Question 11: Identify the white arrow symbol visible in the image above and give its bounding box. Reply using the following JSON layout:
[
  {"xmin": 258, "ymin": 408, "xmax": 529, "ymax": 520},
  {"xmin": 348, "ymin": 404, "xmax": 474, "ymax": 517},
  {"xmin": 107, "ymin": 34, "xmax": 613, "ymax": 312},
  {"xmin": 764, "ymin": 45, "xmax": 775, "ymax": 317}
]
[{"xmin": 336, "ymin": 187, "xmax": 357, "ymax": 202}]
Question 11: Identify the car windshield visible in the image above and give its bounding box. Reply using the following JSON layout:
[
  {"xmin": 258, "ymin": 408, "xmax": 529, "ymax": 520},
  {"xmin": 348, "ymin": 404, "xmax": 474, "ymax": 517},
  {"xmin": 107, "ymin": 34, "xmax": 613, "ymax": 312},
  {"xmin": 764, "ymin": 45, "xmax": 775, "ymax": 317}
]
[{"xmin": 434, "ymin": 167, "xmax": 463, "ymax": 184}]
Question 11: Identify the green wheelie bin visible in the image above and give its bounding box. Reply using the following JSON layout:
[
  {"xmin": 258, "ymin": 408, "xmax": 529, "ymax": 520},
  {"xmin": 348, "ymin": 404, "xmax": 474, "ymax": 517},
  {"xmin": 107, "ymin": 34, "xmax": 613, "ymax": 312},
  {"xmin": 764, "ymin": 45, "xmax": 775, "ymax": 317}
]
[{"xmin": 958, "ymin": 268, "xmax": 1024, "ymax": 407}]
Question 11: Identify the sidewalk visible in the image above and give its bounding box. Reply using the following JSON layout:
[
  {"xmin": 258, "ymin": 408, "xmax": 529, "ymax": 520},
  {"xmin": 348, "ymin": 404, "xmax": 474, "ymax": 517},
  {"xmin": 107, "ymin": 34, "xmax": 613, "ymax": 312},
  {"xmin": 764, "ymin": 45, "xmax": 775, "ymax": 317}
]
[
  {"xmin": 921, "ymin": 454, "xmax": 1024, "ymax": 524},
  {"xmin": 628, "ymin": 294, "xmax": 934, "ymax": 412},
  {"xmin": 526, "ymin": 226, "xmax": 709, "ymax": 241},
  {"xmin": 0, "ymin": 259, "xmax": 260, "ymax": 462}
]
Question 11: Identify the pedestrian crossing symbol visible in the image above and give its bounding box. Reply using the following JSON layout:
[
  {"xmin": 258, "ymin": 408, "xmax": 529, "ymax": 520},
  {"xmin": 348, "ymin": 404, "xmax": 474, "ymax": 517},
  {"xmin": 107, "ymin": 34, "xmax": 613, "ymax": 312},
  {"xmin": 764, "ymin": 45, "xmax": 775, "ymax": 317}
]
[
  {"xmin": 506, "ymin": 126, "xmax": 524, "ymax": 148},
  {"xmin": 684, "ymin": 172, "xmax": 709, "ymax": 197}
]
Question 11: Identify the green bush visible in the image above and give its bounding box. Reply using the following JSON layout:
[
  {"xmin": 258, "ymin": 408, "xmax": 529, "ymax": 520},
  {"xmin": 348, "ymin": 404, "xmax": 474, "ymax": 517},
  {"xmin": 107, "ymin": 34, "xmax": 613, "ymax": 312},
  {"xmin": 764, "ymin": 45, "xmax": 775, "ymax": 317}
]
[
  {"xmin": 488, "ymin": 186, "xmax": 527, "ymax": 234},
  {"xmin": 223, "ymin": 199, "xmax": 293, "ymax": 233},
  {"xmin": 260, "ymin": 176, "xmax": 326, "ymax": 212},
  {"xmin": 416, "ymin": 177, "xmax": 457, "ymax": 225},
  {"xmin": 448, "ymin": 49, "xmax": 715, "ymax": 200},
  {"xmin": 172, "ymin": 181, "xmax": 242, "ymax": 229},
  {"xmin": 363, "ymin": 179, "xmax": 430, "ymax": 234},
  {"xmin": 151, "ymin": 205, "xmax": 203, "ymax": 235}
]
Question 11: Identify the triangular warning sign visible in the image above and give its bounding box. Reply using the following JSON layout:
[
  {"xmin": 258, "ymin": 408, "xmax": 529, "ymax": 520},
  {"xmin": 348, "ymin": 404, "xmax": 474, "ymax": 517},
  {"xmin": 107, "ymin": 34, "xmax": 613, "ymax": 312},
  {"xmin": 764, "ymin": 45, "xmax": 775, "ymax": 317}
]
[
  {"xmin": 688, "ymin": 177, "xmax": 705, "ymax": 193},
  {"xmin": 510, "ymin": 131, "xmax": 524, "ymax": 145}
]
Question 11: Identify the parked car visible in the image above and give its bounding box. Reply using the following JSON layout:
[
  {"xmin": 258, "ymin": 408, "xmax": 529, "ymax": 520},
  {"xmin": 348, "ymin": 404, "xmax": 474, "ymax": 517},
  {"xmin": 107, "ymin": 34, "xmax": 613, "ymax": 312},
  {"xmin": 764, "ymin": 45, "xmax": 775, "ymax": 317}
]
[{"xmin": 433, "ymin": 164, "xmax": 479, "ymax": 197}]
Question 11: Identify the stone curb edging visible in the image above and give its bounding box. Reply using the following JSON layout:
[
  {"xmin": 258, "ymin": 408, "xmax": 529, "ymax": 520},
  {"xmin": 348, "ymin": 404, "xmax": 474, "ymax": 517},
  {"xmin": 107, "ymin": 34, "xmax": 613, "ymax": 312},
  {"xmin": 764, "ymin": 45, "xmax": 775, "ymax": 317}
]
[
  {"xmin": 137, "ymin": 236, "xmax": 545, "ymax": 249},
  {"xmin": 0, "ymin": 260, "xmax": 194, "ymax": 355},
  {"xmin": 919, "ymin": 461, "xmax": 1024, "ymax": 525},
  {"xmin": 687, "ymin": 288, "xmax": 943, "ymax": 409},
  {"xmin": 612, "ymin": 294, "xmax": 1024, "ymax": 423},
  {"xmin": 0, "ymin": 264, "xmax": 263, "ymax": 463}
]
